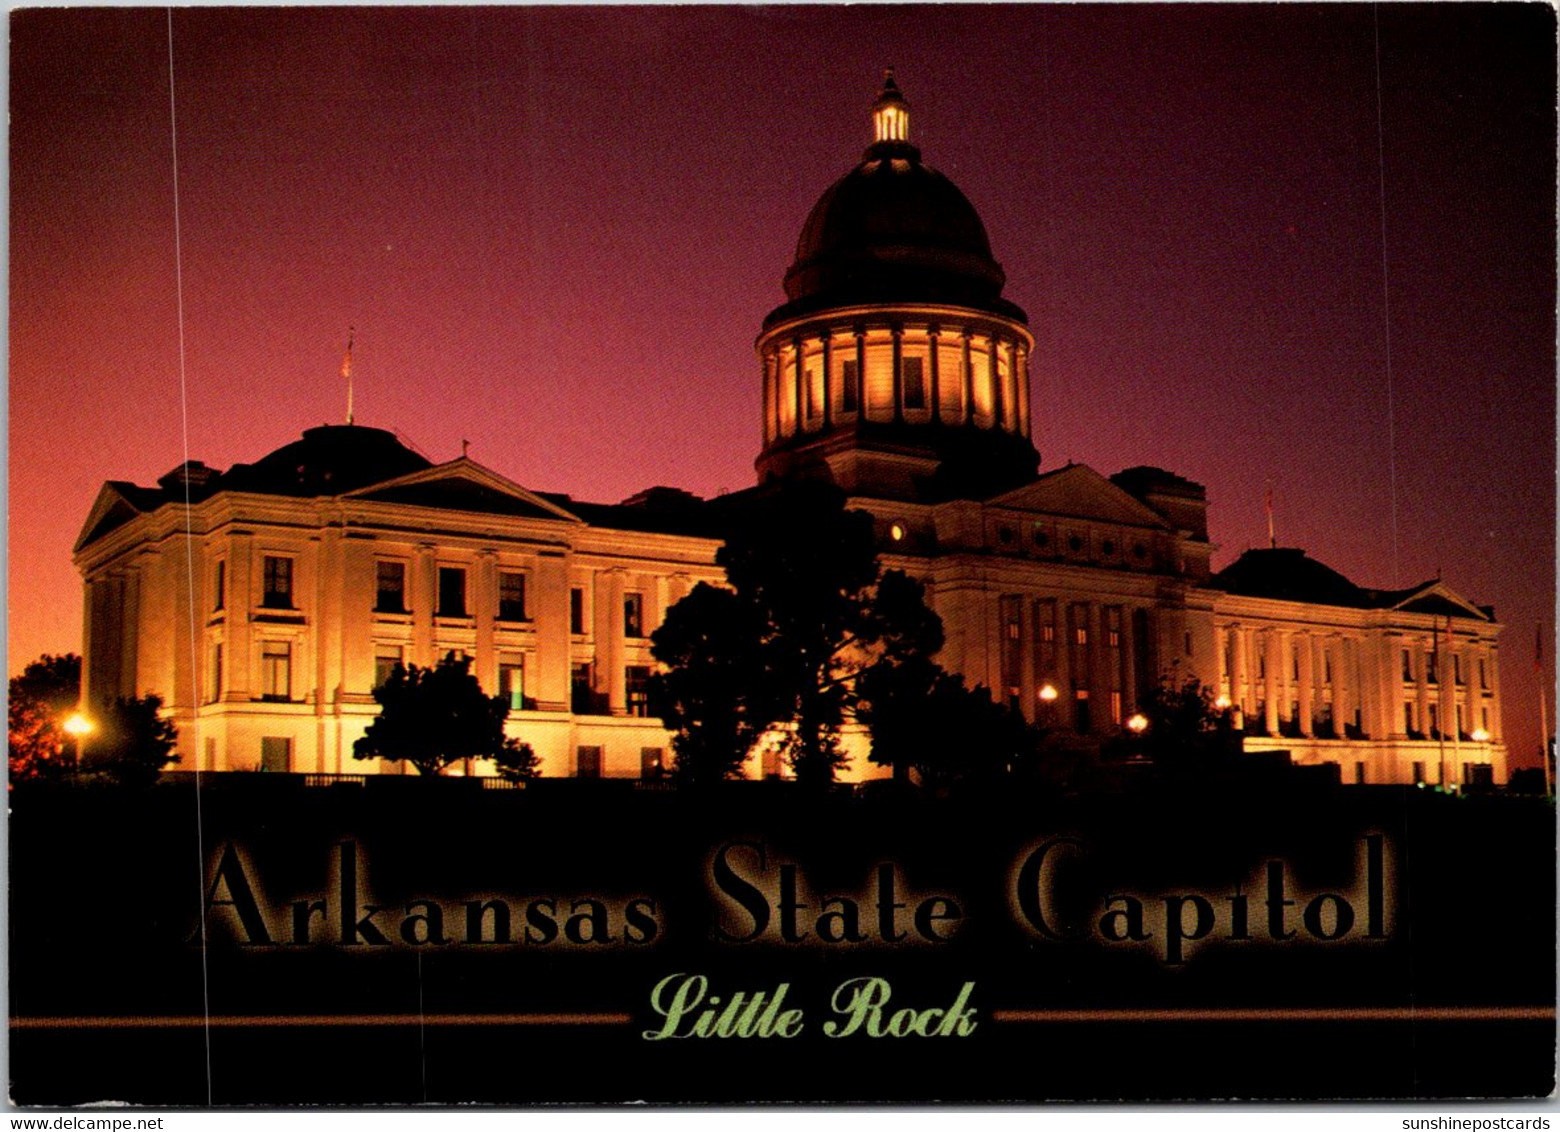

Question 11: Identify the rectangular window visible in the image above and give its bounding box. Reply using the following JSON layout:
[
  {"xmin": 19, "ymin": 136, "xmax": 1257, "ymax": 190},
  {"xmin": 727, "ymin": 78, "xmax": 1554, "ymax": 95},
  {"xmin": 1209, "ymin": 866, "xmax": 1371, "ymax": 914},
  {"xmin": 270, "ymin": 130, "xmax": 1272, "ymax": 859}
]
[
  {"xmin": 1479, "ymin": 658, "xmax": 1488, "ymax": 689},
  {"xmin": 375, "ymin": 561, "xmax": 407, "ymax": 614},
  {"xmin": 571, "ymin": 662, "xmax": 596, "ymax": 715},
  {"xmin": 1456, "ymin": 704, "xmax": 1465, "ymax": 735},
  {"xmin": 1324, "ymin": 651, "xmax": 1333, "ymax": 682},
  {"xmin": 1354, "ymin": 762, "xmax": 1366, "ymax": 785},
  {"xmin": 213, "ymin": 560, "xmax": 226, "ymax": 612},
  {"xmin": 1453, "ymin": 655, "xmax": 1463, "ymax": 685},
  {"xmin": 1464, "ymin": 763, "xmax": 1494, "ymax": 788},
  {"xmin": 1257, "ymin": 652, "xmax": 1267, "ymax": 680},
  {"xmin": 1481, "ymin": 707, "xmax": 1490, "ymax": 732},
  {"xmin": 576, "ymin": 746, "xmax": 602, "ymax": 779},
  {"xmin": 498, "ymin": 571, "xmax": 528, "ymax": 621},
  {"xmin": 499, "ymin": 652, "xmax": 526, "ymax": 710},
  {"xmin": 1075, "ymin": 627, "xmax": 1088, "ymax": 646},
  {"xmin": 641, "ymin": 747, "xmax": 665, "ymax": 780},
  {"xmin": 262, "ymin": 556, "xmax": 293, "ymax": 609},
  {"xmin": 805, "ymin": 367, "xmax": 819, "ymax": 419},
  {"xmin": 1402, "ymin": 649, "xmax": 1413, "ymax": 682},
  {"xmin": 1404, "ymin": 703, "xmax": 1415, "ymax": 733},
  {"xmin": 1427, "ymin": 652, "xmax": 1438, "ymax": 684},
  {"xmin": 437, "ymin": 567, "xmax": 467, "ymax": 617},
  {"xmin": 1428, "ymin": 703, "xmax": 1440, "ymax": 738},
  {"xmin": 626, "ymin": 665, "xmax": 652, "ymax": 717},
  {"xmin": 374, "ymin": 644, "xmax": 403, "ymax": 690},
  {"xmin": 1109, "ymin": 690, "xmax": 1122, "ymax": 726},
  {"xmin": 1412, "ymin": 761, "xmax": 1425, "ymax": 785},
  {"xmin": 902, "ymin": 356, "xmax": 926, "ymax": 409},
  {"xmin": 261, "ymin": 641, "xmax": 292, "ymax": 701},
  {"xmin": 624, "ymin": 592, "xmax": 645, "ymax": 638},
  {"xmin": 210, "ymin": 643, "xmax": 223, "ymax": 703},
  {"xmin": 260, "ymin": 737, "xmax": 292, "ymax": 774},
  {"xmin": 841, "ymin": 359, "xmax": 859, "ymax": 412},
  {"xmin": 1291, "ymin": 649, "xmax": 1300, "ymax": 680},
  {"xmin": 570, "ymin": 587, "xmax": 585, "ymax": 634},
  {"xmin": 1185, "ymin": 631, "xmax": 1194, "ymax": 656}
]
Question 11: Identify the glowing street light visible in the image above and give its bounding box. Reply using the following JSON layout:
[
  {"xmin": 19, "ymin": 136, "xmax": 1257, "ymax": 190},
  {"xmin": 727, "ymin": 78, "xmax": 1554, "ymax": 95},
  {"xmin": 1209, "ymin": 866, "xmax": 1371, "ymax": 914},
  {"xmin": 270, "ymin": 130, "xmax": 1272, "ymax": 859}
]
[
  {"xmin": 62, "ymin": 711, "xmax": 94, "ymax": 773},
  {"xmin": 1214, "ymin": 695, "xmax": 1232, "ymax": 710},
  {"xmin": 1470, "ymin": 728, "xmax": 1491, "ymax": 743},
  {"xmin": 1038, "ymin": 684, "xmax": 1058, "ymax": 703},
  {"xmin": 1126, "ymin": 713, "xmax": 1149, "ymax": 734}
]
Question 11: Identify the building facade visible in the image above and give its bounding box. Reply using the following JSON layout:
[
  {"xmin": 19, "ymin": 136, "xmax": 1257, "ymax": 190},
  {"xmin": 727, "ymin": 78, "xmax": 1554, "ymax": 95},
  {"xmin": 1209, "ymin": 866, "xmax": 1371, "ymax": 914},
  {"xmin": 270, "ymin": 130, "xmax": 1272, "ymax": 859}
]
[{"xmin": 74, "ymin": 76, "xmax": 1505, "ymax": 785}]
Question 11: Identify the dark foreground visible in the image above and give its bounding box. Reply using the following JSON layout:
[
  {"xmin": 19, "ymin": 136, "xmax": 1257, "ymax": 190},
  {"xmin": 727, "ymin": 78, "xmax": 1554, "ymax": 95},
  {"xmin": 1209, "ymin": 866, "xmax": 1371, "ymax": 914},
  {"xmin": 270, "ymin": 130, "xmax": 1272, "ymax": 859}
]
[{"xmin": 9, "ymin": 776, "xmax": 1555, "ymax": 1105}]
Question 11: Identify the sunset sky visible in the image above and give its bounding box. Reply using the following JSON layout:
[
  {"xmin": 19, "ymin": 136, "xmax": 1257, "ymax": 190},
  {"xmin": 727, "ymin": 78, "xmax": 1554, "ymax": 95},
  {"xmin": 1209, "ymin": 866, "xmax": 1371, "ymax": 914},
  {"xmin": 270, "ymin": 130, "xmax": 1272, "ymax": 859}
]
[{"xmin": 10, "ymin": 6, "xmax": 1555, "ymax": 765}]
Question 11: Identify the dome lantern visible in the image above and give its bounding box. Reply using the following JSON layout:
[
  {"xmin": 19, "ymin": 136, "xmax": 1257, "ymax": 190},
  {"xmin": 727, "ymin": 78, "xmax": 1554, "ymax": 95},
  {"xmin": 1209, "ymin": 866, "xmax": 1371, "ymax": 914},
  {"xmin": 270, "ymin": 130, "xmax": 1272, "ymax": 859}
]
[{"xmin": 872, "ymin": 69, "xmax": 909, "ymax": 146}]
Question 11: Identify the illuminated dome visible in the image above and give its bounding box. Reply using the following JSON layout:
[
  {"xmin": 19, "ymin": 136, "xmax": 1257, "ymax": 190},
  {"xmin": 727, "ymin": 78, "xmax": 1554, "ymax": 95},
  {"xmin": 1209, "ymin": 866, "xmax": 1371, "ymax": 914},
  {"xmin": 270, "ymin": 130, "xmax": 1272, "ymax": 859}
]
[
  {"xmin": 755, "ymin": 73, "xmax": 1039, "ymax": 502},
  {"xmin": 767, "ymin": 72, "xmax": 1024, "ymax": 327}
]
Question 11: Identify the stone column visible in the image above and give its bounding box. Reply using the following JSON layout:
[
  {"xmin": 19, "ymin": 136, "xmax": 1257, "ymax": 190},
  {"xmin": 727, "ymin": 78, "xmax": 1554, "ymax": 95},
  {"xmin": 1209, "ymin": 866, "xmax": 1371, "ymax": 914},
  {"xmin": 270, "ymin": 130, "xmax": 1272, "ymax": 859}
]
[
  {"xmin": 1264, "ymin": 630, "xmax": 1281, "ymax": 735},
  {"xmin": 1229, "ymin": 623, "xmax": 1248, "ymax": 722},
  {"xmin": 1120, "ymin": 605, "xmax": 1139, "ymax": 716},
  {"xmin": 989, "ymin": 335, "xmax": 1003, "ymax": 428},
  {"xmin": 1017, "ymin": 344, "xmax": 1032, "ymax": 437},
  {"xmin": 1296, "ymin": 632, "xmax": 1314, "ymax": 736},
  {"xmin": 227, "ymin": 534, "xmax": 254, "ymax": 700},
  {"xmin": 604, "ymin": 569, "xmax": 627, "ymax": 716},
  {"xmin": 793, "ymin": 335, "xmax": 805, "ymax": 432},
  {"xmin": 854, "ymin": 328, "xmax": 867, "ymax": 417},
  {"xmin": 475, "ymin": 550, "xmax": 497, "ymax": 692},
  {"xmin": 1487, "ymin": 642, "xmax": 1503, "ymax": 741},
  {"xmin": 1018, "ymin": 598, "xmax": 1037, "ymax": 723},
  {"xmin": 820, "ymin": 332, "xmax": 833, "ymax": 429},
  {"xmin": 961, "ymin": 329, "xmax": 975, "ymax": 425},
  {"xmin": 120, "ymin": 564, "xmax": 142, "ymax": 701},
  {"xmin": 891, "ymin": 323, "xmax": 905, "ymax": 424},
  {"xmin": 413, "ymin": 544, "xmax": 436, "ymax": 667},
  {"xmin": 534, "ymin": 551, "xmax": 569, "ymax": 712},
  {"xmin": 928, "ymin": 325, "xmax": 942, "ymax": 423}
]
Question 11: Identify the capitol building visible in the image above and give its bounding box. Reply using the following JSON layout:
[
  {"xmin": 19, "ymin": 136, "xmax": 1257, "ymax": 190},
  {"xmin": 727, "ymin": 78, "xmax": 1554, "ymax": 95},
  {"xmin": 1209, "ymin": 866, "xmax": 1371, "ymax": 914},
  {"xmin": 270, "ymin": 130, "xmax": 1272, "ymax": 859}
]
[{"xmin": 74, "ymin": 77, "xmax": 1506, "ymax": 787}]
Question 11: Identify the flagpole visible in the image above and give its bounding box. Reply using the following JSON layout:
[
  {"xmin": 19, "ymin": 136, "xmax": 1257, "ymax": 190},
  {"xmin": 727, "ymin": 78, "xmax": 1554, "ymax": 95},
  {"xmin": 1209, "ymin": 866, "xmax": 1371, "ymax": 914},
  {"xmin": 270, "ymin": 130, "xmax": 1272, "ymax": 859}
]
[{"xmin": 342, "ymin": 327, "xmax": 355, "ymax": 426}]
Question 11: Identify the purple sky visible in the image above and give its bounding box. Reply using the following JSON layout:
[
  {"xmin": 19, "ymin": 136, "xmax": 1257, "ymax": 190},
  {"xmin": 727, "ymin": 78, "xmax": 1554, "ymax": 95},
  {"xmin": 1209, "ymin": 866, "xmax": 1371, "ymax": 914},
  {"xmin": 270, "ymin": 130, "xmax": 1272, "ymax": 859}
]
[{"xmin": 10, "ymin": 5, "xmax": 1555, "ymax": 765}]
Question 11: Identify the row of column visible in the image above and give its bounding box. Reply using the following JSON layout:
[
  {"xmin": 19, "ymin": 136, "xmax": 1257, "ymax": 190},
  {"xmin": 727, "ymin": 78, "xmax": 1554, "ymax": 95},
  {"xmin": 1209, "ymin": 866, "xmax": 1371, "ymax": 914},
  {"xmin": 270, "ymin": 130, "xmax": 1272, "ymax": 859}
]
[
  {"xmin": 1219, "ymin": 623, "xmax": 1500, "ymax": 741},
  {"xmin": 998, "ymin": 595, "xmax": 1154, "ymax": 733},
  {"xmin": 760, "ymin": 322, "xmax": 1031, "ymax": 446}
]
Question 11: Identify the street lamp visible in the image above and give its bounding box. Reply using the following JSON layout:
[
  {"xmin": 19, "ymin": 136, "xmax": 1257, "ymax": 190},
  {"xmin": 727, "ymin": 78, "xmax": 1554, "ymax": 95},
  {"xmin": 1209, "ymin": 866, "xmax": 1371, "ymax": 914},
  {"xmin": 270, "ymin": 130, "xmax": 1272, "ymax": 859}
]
[
  {"xmin": 1037, "ymin": 683, "xmax": 1058, "ymax": 728},
  {"xmin": 1126, "ymin": 713, "xmax": 1149, "ymax": 734},
  {"xmin": 1470, "ymin": 728, "xmax": 1490, "ymax": 743},
  {"xmin": 1038, "ymin": 684, "xmax": 1058, "ymax": 703},
  {"xmin": 62, "ymin": 711, "xmax": 94, "ymax": 774}
]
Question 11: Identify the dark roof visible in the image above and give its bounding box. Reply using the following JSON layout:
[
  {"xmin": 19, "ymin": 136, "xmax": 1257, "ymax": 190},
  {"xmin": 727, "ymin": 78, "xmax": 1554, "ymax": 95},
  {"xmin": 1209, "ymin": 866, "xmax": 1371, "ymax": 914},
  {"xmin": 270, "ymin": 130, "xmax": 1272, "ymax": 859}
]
[
  {"xmin": 765, "ymin": 87, "xmax": 1023, "ymax": 327},
  {"xmin": 219, "ymin": 425, "xmax": 431, "ymax": 497},
  {"xmin": 1211, "ymin": 548, "xmax": 1374, "ymax": 608},
  {"xmin": 1110, "ymin": 466, "xmax": 1206, "ymax": 501},
  {"xmin": 1212, "ymin": 548, "xmax": 1491, "ymax": 620}
]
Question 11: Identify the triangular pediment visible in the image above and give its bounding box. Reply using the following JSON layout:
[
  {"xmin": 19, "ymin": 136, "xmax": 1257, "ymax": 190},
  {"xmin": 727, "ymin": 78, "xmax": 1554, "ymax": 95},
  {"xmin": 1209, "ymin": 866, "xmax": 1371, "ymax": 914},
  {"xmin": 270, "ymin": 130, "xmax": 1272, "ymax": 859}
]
[
  {"xmin": 343, "ymin": 459, "xmax": 584, "ymax": 523},
  {"xmin": 74, "ymin": 484, "xmax": 147, "ymax": 552},
  {"xmin": 1389, "ymin": 581, "xmax": 1492, "ymax": 622},
  {"xmin": 987, "ymin": 464, "xmax": 1173, "ymax": 529}
]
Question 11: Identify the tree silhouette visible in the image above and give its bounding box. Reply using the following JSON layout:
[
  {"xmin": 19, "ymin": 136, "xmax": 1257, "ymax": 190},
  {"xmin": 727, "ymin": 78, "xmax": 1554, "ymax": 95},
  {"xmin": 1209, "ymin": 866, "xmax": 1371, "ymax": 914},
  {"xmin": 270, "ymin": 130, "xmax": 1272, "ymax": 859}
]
[
  {"xmin": 650, "ymin": 482, "xmax": 949, "ymax": 787},
  {"xmin": 8, "ymin": 653, "xmax": 82, "ymax": 781},
  {"xmin": 354, "ymin": 652, "xmax": 533, "ymax": 778},
  {"xmin": 87, "ymin": 693, "xmax": 179, "ymax": 788},
  {"xmin": 857, "ymin": 654, "xmax": 1033, "ymax": 788},
  {"xmin": 1133, "ymin": 676, "xmax": 1236, "ymax": 771}
]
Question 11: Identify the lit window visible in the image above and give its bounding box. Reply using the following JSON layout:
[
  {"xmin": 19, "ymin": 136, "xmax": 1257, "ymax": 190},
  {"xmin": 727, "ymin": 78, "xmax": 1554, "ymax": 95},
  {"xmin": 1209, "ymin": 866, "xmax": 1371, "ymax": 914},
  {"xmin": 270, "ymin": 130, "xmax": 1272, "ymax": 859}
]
[
  {"xmin": 376, "ymin": 561, "xmax": 407, "ymax": 613},
  {"xmin": 641, "ymin": 747, "xmax": 665, "ymax": 780},
  {"xmin": 499, "ymin": 652, "xmax": 526, "ymax": 710},
  {"xmin": 437, "ymin": 567, "xmax": 467, "ymax": 617},
  {"xmin": 624, "ymin": 593, "xmax": 645, "ymax": 638},
  {"xmin": 262, "ymin": 556, "xmax": 293, "ymax": 609},
  {"xmin": 626, "ymin": 665, "xmax": 652, "ymax": 717},
  {"xmin": 261, "ymin": 641, "xmax": 292, "ymax": 701},
  {"xmin": 498, "ymin": 571, "xmax": 528, "ymax": 621}
]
